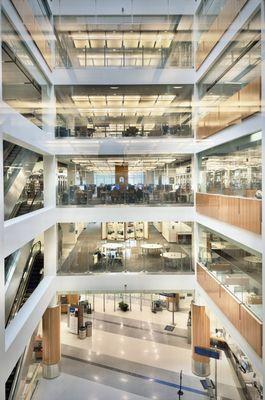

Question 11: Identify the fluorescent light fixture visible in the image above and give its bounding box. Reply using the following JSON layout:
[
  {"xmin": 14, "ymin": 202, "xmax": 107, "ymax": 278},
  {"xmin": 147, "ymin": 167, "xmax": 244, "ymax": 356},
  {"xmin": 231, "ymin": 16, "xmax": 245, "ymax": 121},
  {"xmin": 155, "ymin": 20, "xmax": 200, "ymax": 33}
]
[
  {"xmin": 173, "ymin": 86, "xmax": 182, "ymax": 89},
  {"xmin": 110, "ymin": 86, "xmax": 119, "ymax": 90}
]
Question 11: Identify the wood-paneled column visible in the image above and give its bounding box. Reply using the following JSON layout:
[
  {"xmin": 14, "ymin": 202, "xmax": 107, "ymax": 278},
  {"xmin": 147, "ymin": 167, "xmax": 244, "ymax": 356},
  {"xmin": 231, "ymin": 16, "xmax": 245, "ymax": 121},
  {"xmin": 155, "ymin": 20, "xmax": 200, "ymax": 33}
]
[
  {"xmin": 191, "ymin": 302, "xmax": 211, "ymax": 377},
  {"xmin": 42, "ymin": 305, "xmax": 61, "ymax": 379}
]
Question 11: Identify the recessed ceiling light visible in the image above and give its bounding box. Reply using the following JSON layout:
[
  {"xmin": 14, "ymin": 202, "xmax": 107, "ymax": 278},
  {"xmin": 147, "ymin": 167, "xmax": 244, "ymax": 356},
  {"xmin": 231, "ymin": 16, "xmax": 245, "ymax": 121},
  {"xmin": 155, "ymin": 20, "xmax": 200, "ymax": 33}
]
[
  {"xmin": 110, "ymin": 86, "xmax": 119, "ymax": 90},
  {"xmin": 173, "ymin": 86, "xmax": 182, "ymax": 89}
]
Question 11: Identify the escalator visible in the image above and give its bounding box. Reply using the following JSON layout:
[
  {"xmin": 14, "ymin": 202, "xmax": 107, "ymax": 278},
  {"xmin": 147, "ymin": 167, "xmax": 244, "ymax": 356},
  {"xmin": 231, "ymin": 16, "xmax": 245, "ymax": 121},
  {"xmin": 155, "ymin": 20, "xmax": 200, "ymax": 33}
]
[
  {"xmin": 9, "ymin": 191, "xmax": 43, "ymax": 219},
  {"xmin": 3, "ymin": 141, "xmax": 41, "ymax": 220},
  {"xmin": 5, "ymin": 242, "xmax": 44, "ymax": 400}
]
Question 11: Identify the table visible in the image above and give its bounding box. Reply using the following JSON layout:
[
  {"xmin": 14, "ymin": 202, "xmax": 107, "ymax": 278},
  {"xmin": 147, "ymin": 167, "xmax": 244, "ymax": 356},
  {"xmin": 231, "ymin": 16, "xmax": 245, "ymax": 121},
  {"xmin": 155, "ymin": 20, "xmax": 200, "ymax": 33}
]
[
  {"xmin": 161, "ymin": 252, "xmax": 187, "ymax": 260},
  {"xmin": 243, "ymin": 256, "xmax": 262, "ymax": 264},
  {"xmin": 102, "ymin": 243, "xmax": 124, "ymax": 251},
  {"xmin": 141, "ymin": 243, "xmax": 163, "ymax": 254},
  {"xmin": 211, "ymin": 241, "xmax": 226, "ymax": 250},
  {"xmin": 161, "ymin": 251, "xmax": 188, "ymax": 269}
]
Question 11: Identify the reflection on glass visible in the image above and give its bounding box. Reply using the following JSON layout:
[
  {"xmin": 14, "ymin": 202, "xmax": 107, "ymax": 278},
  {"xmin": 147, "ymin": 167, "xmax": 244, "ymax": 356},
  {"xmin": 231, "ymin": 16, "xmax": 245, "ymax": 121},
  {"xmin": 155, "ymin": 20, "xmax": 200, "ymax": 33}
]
[
  {"xmin": 1, "ymin": 13, "xmax": 51, "ymax": 129},
  {"xmin": 55, "ymin": 15, "xmax": 192, "ymax": 69},
  {"xmin": 57, "ymin": 221, "xmax": 194, "ymax": 275},
  {"xmin": 198, "ymin": 11, "xmax": 261, "ymax": 119},
  {"xmin": 57, "ymin": 155, "xmax": 193, "ymax": 206},
  {"xmin": 198, "ymin": 225, "xmax": 262, "ymax": 321},
  {"xmin": 198, "ymin": 132, "xmax": 262, "ymax": 198},
  {"xmin": 55, "ymin": 85, "xmax": 193, "ymax": 139},
  {"xmin": 4, "ymin": 140, "xmax": 44, "ymax": 220}
]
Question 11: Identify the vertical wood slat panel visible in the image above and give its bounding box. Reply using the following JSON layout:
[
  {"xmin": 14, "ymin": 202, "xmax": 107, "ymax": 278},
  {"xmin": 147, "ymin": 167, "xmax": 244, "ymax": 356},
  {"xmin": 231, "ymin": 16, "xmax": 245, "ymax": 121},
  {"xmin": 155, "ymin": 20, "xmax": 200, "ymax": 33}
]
[
  {"xmin": 197, "ymin": 264, "xmax": 263, "ymax": 357},
  {"xmin": 196, "ymin": 193, "xmax": 261, "ymax": 234}
]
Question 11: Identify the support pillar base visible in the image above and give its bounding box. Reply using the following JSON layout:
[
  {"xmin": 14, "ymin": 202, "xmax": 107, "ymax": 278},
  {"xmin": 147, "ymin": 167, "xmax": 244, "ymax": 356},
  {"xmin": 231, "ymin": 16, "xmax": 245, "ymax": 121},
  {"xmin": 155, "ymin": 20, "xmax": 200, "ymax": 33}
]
[
  {"xmin": 43, "ymin": 363, "xmax": 60, "ymax": 379},
  {"xmin": 192, "ymin": 360, "xmax": 210, "ymax": 377}
]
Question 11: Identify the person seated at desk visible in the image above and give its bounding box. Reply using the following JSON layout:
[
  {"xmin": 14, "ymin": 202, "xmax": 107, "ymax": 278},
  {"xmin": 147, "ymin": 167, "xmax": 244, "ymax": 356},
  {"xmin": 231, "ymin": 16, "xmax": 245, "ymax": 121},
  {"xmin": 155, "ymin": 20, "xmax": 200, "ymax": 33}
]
[
  {"xmin": 111, "ymin": 186, "xmax": 120, "ymax": 204},
  {"xmin": 175, "ymin": 184, "xmax": 181, "ymax": 203},
  {"xmin": 136, "ymin": 187, "xmax": 144, "ymax": 203},
  {"xmin": 126, "ymin": 185, "xmax": 136, "ymax": 203}
]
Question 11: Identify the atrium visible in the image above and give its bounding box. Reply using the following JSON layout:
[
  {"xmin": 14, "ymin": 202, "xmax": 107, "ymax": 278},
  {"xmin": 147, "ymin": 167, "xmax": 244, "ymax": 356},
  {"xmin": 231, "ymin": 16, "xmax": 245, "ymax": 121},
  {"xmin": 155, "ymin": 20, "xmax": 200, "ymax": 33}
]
[{"xmin": 0, "ymin": 0, "xmax": 264, "ymax": 399}]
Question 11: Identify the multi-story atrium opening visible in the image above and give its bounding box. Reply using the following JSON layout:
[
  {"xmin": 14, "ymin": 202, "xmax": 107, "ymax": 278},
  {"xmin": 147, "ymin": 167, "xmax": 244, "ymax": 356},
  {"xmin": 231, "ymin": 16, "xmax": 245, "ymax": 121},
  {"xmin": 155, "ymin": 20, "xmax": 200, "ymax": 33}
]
[{"xmin": 0, "ymin": 1, "xmax": 264, "ymax": 400}]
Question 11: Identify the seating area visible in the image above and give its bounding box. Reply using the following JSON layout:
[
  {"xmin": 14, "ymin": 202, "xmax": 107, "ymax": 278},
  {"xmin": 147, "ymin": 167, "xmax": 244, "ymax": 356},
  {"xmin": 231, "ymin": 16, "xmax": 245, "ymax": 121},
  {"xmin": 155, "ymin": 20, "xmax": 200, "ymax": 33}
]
[{"xmin": 58, "ymin": 222, "xmax": 193, "ymax": 274}]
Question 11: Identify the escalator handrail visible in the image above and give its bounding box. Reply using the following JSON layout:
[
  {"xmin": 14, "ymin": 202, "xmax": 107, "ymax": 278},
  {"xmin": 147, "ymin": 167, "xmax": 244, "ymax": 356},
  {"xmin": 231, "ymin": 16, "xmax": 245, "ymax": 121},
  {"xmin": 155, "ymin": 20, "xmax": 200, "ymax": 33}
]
[
  {"xmin": 3, "ymin": 143, "xmax": 16, "ymax": 162},
  {"xmin": 28, "ymin": 189, "xmax": 42, "ymax": 212},
  {"xmin": 7, "ymin": 241, "xmax": 42, "ymax": 325},
  {"xmin": 7, "ymin": 349, "xmax": 26, "ymax": 400},
  {"xmin": 9, "ymin": 189, "xmax": 43, "ymax": 220}
]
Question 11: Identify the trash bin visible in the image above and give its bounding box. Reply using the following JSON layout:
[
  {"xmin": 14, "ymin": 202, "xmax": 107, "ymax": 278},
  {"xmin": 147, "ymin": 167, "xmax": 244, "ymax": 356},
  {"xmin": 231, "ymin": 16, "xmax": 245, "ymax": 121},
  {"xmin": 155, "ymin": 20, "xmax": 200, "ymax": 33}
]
[
  {"xmin": 85, "ymin": 321, "xmax": 92, "ymax": 337},
  {"xmin": 79, "ymin": 326, "xmax": 86, "ymax": 340}
]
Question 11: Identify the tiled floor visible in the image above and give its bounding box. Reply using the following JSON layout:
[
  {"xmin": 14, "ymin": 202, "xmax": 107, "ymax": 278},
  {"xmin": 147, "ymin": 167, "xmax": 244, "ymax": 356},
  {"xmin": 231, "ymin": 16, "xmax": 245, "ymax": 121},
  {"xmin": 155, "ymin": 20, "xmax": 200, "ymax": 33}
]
[{"xmin": 33, "ymin": 300, "xmax": 245, "ymax": 400}]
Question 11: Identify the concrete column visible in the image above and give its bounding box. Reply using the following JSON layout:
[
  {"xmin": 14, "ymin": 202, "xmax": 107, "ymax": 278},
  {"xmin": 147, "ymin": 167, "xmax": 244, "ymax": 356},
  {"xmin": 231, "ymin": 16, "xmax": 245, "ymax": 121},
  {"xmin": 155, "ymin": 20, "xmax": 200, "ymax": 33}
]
[
  {"xmin": 191, "ymin": 302, "xmax": 210, "ymax": 377},
  {"xmin": 42, "ymin": 305, "xmax": 61, "ymax": 379}
]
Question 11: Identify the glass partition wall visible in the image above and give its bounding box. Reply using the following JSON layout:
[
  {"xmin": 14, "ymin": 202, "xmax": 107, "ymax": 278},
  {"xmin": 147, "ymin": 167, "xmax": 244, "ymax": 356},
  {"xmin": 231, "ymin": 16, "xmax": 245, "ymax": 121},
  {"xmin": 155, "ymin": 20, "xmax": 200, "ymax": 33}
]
[
  {"xmin": 198, "ymin": 225, "xmax": 262, "ymax": 321},
  {"xmin": 197, "ymin": 10, "xmax": 261, "ymax": 138},
  {"xmin": 57, "ymin": 154, "xmax": 193, "ymax": 206},
  {"xmin": 54, "ymin": 15, "xmax": 192, "ymax": 69},
  {"xmin": 198, "ymin": 132, "xmax": 262, "ymax": 198},
  {"xmin": 55, "ymin": 84, "xmax": 193, "ymax": 139},
  {"xmin": 1, "ymin": 13, "xmax": 51, "ymax": 129},
  {"xmin": 58, "ymin": 221, "xmax": 194, "ymax": 274}
]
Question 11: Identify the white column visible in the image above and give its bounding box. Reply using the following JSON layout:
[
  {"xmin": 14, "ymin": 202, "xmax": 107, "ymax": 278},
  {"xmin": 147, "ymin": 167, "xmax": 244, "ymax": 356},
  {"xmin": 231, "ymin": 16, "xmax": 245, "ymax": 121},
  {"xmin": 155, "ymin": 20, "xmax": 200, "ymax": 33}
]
[
  {"xmin": 44, "ymin": 225, "xmax": 58, "ymax": 277},
  {"xmin": 0, "ymin": 134, "xmax": 6, "ymax": 398},
  {"xmin": 43, "ymin": 154, "xmax": 58, "ymax": 278},
  {"xmin": 260, "ymin": 0, "xmax": 265, "ymax": 385},
  {"xmin": 0, "ymin": 4, "xmax": 6, "ymax": 395},
  {"xmin": 42, "ymin": 83, "xmax": 56, "ymax": 137},
  {"xmin": 43, "ymin": 155, "xmax": 57, "ymax": 208}
]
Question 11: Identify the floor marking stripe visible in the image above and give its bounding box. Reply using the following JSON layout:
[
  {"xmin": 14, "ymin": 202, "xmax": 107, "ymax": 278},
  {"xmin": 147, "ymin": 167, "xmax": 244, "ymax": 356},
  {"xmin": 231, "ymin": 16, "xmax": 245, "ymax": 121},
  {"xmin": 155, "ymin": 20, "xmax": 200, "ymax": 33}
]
[
  {"xmin": 90, "ymin": 316, "xmax": 188, "ymax": 340},
  {"xmin": 62, "ymin": 354, "xmax": 207, "ymax": 397}
]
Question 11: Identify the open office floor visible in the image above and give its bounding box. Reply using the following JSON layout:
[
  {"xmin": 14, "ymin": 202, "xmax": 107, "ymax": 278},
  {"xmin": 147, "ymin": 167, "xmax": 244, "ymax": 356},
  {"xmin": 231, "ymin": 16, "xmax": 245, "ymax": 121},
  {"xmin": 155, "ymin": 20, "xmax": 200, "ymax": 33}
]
[
  {"xmin": 33, "ymin": 295, "xmax": 243, "ymax": 400},
  {"xmin": 59, "ymin": 223, "xmax": 193, "ymax": 274}
]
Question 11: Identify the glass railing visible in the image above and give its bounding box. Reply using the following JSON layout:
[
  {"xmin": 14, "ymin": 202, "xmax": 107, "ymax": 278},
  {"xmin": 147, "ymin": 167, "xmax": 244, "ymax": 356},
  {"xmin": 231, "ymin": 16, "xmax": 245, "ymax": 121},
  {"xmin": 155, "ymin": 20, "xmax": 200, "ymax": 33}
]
[
  {"xmin": 199, "ymin": 249, "xmax": 262, "ymax": 321},
  {"xmin": 55, "ymin": 123, "xmax": 192, "ymax": 139},
  {"xmin": 58, "ymin": 240, "xmax": 193, "ymax": 275},
  {"xmin": 55, "ymin": 42, "xmax": 193, "ymax": 69},
  {"xmin": 198, "ymin": 132, "xmax": 262, "ymax": 198},
  {"xmin": 57, "ymin": 185, "xmax": 194, "ymax": 207}
]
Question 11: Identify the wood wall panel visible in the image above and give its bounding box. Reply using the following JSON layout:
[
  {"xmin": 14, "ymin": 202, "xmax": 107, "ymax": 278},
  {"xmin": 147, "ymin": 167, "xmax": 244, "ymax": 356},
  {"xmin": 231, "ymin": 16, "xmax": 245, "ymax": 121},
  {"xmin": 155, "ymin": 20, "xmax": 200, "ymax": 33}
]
[
  {"xmin": 197, "ymin": 77, "xmax": 261, "ymax": 140},
  {"xmin": 196, "ymin": 0, "xmax": 248, "ymax": 69},
  {"xmin": 197, "ymin": 264, "xmax": 263, "ymax": 357},
  {"xmin": 11, "ymin": 0, "xmax": 53, "ymax": 69},
  {"xmin": 240, "ymin": 305, "xmax": 262, "ymax": 356},
  {"xmin": 196, "ymin": 193, "xmax": 261, "ymax": 234}
]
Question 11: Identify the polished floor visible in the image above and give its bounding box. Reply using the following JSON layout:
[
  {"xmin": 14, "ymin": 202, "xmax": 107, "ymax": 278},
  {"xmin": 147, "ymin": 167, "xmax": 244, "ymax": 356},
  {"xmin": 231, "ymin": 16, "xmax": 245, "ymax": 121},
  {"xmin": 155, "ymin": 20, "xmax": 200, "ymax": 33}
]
[
  {"xmin": 33, "ymin": 296, "xmax": 244, "ymax": 400},
  {"xmin": 58, "ymin": 223, "xmax": 193, "ymax": 274}
]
